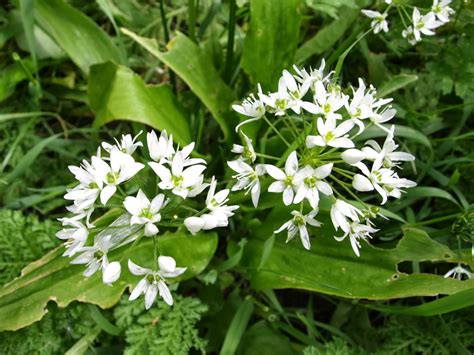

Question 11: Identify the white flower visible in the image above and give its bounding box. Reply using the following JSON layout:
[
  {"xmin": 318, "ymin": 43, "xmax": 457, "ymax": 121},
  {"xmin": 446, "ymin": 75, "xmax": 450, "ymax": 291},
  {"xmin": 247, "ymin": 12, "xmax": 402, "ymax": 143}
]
[
  {"xmin": 56, "ymin": 216, "xmax": 88, "ymax": 257},
  {"xmin": 227, "ymin": 161, "xmax": 266, "ymax": 207},
  {"xmin": 232, "ymin": 133, "xmax": 256, "ymax": 163},
  {"xmin": 71, "ymin": 235, "xmax": 121, "ymax": 285},
  {"xmin": 260, "ymin": 76, "xmax": 295, "ymax": 116},
  {"xmin": 361, "ymin": 10, "xmax": 389, "ymax": 34},
  {"xmin": 294, "ymin": 163, "xmax": 333, "ymax": 210},
  {"xmin": 92, "ymin": 150, "xmax": 145, "ymax": 205},
  {"xmin": 352, "ymin": 160, "xmax": 417, "ymax": 204},
  {"xmin": 371, "ymin": 106, "xmax": 396, "ymax": 126},
  {"xmin": 149, "ymin": 152, "xmax": 206, "ymax": 199},
  {"xmin": 306, "ymin": 117, "xmax": 355, "ymax": 149},
  {"xmin": 335, "ymin": 221, "xmax": 378, "ymax": 257},
  {"xmin": 412, "ymin": 8, "xmax": 443, "ymax": 42},
  {"xmin": 313, "ymin": 81, "xmax": 347, "ymax": 120},
  {"xmin": 330, "ymin": 199, "xmax": 363, "ymax": 234},
  {"xmin": 183, "ymin": 177, "xmax": 239, "ymax": 235},
  {"xmin": 432, "ymin": 0, "xmax": 454, "ymax": 23},
  {"xmin": 280, "ymin": 70, "xmax": 318, "ymax": 114},
  {"xmin": 361, "ymin": 126, "xmax": 415, "ymax": 168},
  {"xmin": 233, "ymin": 85, "xmax": 266, "ymax": 132},
  {"xmin": 206, "ymin": 177, "xmax": 239, "ymax": 217},
  {"xmin": 147, "ymin": 130, "xmax": 174, "ymax": 163},
  {"xmin": 266, "ymin": 151, "xmax": 300, "ymax": 206},
  {"xmin": 128, "ymin": 256, "xmax": 186, "ymax": 308},
  {"xmin": 293, "ymin": 59, "xmax": 332, "ymax": 88},
  {"xmin": 102, "ymin": 131, "xmax": 143, "ymax": 155},
  {"xmin": 65, "ymin": 159, "xmax": 101, "ymax": 212},
  {"xmin": 123, "ymin": 190, "xmax": 166, "ymax": 236},
  {"xmin": 402, "ymin": 26, "xmax": 418, "ymax": 45},
  {"xmin": 274, "ymin": 210, "xmax": 321, "ymax": 250},
  {"xmin": 444, "ymin": 264, "xmax": 472, "ymax": 280}
]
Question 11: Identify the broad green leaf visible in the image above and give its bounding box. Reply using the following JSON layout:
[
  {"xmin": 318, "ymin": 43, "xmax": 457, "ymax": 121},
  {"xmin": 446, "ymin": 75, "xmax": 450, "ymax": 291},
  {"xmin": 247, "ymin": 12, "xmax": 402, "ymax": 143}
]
[
  {"xmin": 35, "ymin": 0, "xmax": 122, "ymax": 73},
  {"xmin": 0, "ymin": 230, "xmax": 218, "ymax": 331},
  {"xmin": 241, "ymin": 211, "xmax": 474, "ymax": 300},
  {"xmin": 295, "ymin": 6, "xmax": 358, "ymax": 64},
  {"xmin": 364, "ymin": 288, "xmax": 474, "ymax": 316},
  {"xmin": 121, "ymin": 29, "xmax": 236, "ymax": 140},
  {"xmin": 403, "ymin": 186, "xmax": 461, "ymax": 208},
  {"xmin": 238, "ymin": 321, "xmax": 297, "ymax": 355},
  {"xmin": 376, "ymin": 74, "xmax": 419, "ymax": 98},
  {"xmin": 0, "ymin": 59, "xmax": 34, "ymax": 102},
  {"xmin": 89, "ymin": 62, "xmax": 191, "ymax": 145},
  {"xmin": 241, "ymin": 0, "xmax": 303, "ymax": 90}
]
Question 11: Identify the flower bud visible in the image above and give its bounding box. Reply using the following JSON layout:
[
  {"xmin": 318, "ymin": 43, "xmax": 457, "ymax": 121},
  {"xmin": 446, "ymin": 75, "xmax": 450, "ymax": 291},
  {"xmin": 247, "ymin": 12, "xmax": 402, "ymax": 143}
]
[
  {"xmin": 341, "ymin": 149, "xmax": 365, "ymax": 164},
  {"xmin": 184, "ymin": 216, "xmax": 205, "ymax": 235},
  {"xmin": 158, "ymin": 256, "xmax": 176, "ymax": 273},
  {"xmin": 102, "ymin": 261, "xmax": 121, "ymax": 285}
]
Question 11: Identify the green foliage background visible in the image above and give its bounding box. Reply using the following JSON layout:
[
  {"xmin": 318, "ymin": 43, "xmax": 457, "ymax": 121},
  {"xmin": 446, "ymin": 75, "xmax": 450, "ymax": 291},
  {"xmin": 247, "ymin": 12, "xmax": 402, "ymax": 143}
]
[{"xmin": 0, "ymin": 0, "xmax": 473, "ymax": 353}]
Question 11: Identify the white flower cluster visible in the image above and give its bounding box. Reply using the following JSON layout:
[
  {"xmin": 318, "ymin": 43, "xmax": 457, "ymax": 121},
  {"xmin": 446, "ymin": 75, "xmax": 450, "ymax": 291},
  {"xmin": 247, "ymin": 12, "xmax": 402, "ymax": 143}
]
[
  {"xmin": 230, "ymin": 60, "xmax": 416, "ymax": 256},
  {"xmin": 57, "ymin": 130, "xmax": 238, "ymax": 308},
  {"xmin": 362, "ymin": 0, "xmax": 454, "ymax": 45}
]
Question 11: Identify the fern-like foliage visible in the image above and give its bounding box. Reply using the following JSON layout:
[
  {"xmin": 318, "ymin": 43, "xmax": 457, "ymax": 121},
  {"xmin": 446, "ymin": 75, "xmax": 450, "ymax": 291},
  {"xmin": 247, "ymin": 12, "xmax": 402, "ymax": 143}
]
[
  {"xmin": 0, "ymin": 302, "xmax": 95, "ymax": 354},
  {"xmin": 374, "ymin": 310, "xmax": 474, "ymax": 354},
  {"xmin": 114, "ymin": 294, "xmax": 208, "ymax": 355},
  {"xmin": 0, "ymin": 209, "xmax": 59, "ymax": 285},
  {"xmin": 303, "ymin": 338, "xmax": 366, "ymax": 355}
]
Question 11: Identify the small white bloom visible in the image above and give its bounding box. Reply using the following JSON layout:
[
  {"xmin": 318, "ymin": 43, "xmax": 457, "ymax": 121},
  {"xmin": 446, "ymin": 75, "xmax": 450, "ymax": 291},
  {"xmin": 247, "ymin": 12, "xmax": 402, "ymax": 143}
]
[
  {"xmin": 147, "ymin": 130, "xmax": 174, "ymax": 163},
  {"xmin": 227, "ymin": 161, "xmax": 266, "ymax": 208},
  {"xmin": 306, "ymin": 117, "xmax": 355, "ymax": 149},
  {"xmin": 293, "ymin": 59, "xmax": 332, "ymax": 88},
  {"xmin": 361, "ymin": 10, "xmax": 389, "ymax": 34},
  {"xmin": 65, "ymin": 159, "xmax": 102, "ymax": 212},
  {"xmin": 330, "ymin": 199, "xmax": 363, "ymax": 234},
  {"xmin": 128, "ymin": 256, "xmax": 186, "ymax": 308},
  {"xmin": 294, "ymin": 164, "xmax": 333, "ymax": 210},
  {"xmin": 402, "ymin": 26, "xmax": 418, "ymax": 45},
  {"xmin": 361, "ymin": 126, "xmax": 415, "ymax": 168},
  {"xmin": 353, "ymin": 160, "xmax": 417, "ymax": 204},
  {"xmin": 260, "ymin": 77, "xmax": 295, "ymax": 116},
  {"xmin": 313, "ymin": 81, "xmax": 347, "ymax": 120},
  {"xmin": 102, "ymin": 131, "xmax": 143, "ymax": 155},
  {"xmin": 71, "ymin": 235, "xmax": 120, "ymax": 285},
  {"xmin": 266, "ymin": 151, "xmax": 300, "ymax": 206},
  {"xmin": 444, "ymin": 264, "xmax": 472, "ymax": 280},
  {"xmin": 232, "ymin": 133, "xmax": 257, "ymax": 163},
  {"xmin": 233, "ymin": 85, "xmax": 266, "ymax": 132},
  {"xmin": 206, "ymin": 177, "xmax": 239, "ymax": 216},
  {"xmin": 334, "ymin": 221, "xmax": 378, "ymax": 257},
  {"xmin": 280, "ymin": 70, "xmax": 318, "ymax": 114},
  {"xmin": 412, "ymin": 8, "xmax": 443, "ymax": 42},
  {"xmin": 123, "ymin": 190, "xmax": 166, "ymax": 236},
  {"xmin": 149, "ymin": 152, "xmax": 206, "ymax": 199},
  {"xmin": 92, "ymin": 150, "xmax": 145, "ymax": 205},
  {"xmin": 274, "ymin": 210, "xmax": 321, "ymax": 250},
  {"xmin": 56, "ymin": 217, "xmax": 88, "ymax": 257},
  {"xmin": 432, "ymin": 0, "xmax": 454, "ymax": 23}
]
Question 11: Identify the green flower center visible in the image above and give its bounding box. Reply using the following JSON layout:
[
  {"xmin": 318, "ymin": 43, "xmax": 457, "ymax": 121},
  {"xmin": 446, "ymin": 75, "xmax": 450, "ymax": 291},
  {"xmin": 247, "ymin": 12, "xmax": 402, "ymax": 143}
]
[
  {"xmin": 243, "ymin": 147, "xmax": 253, "ymax": 160},
  {"xmin": 323, "ymin": 103, "xmax": 331, "ymax": 114},
  {"xmin": 210, "ymin": 197, "xmax": 219, "ymax": 208},
  {"xmin": 284, "ymin": 175, "xmax": 293, "ymax": 186},
  {"xmin": 172, "ymin": 175, "xmax": 184, "ymax": 187},
  {"xmin": 324, "ymin": 131, "xmax": 335, "ymax": 142},
  {"xmin": 89, "ymin": 182, "xmax": 98, "ymax": 189},
  {"xmin": 416, "ymin": 21, "xmax": 425, "ymax": 29},
  {"xmin": 304, "ymin": 176, "xmax": 317, "ymax": 188},
  {"xmin": 275, "ymin": 98, "xmax": 288, "ymax": 110},
  {"xmin": 106, "ymin": 172, "xmax": 119, "ymax": 184},
  {"xmin": 140, "ymin": 208, "xmax": 153, "ymax": 219},
  {"xmin": 294, "ymin": 215, "xmax": 305, "ymax": 226}
]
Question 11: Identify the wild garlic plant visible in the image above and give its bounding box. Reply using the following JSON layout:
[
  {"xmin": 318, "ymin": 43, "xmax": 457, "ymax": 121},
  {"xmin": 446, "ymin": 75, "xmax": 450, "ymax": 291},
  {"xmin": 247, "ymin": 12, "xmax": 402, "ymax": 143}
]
[
  {"xmin": 229, "ymin": 60, "xmax": 416, "ymax": 256},
  {"xmin": 362, "ymin": 0, "xmax": 454, "ymax": 45},
  {"xmin": 57, "ymin": 130, "xmax": 238, "ymax": 308}
]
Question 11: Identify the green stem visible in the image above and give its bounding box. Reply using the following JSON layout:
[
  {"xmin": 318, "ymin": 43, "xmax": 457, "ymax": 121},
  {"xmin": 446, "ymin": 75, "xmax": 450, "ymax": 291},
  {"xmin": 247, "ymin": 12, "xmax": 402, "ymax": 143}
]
[
  {"xmin": 224, "ymin": 0, "xmax": 236, "ymax": 82},
  {"xmin": 262, "ymin": 115, "xmax": 291, "ymax": 147},
  {"xmin": 188, "ymin": 0, "xmax": 197, "ymax": 42},
  {"xmin": 159, "ymin": 0, "xmax": 177, "ymax": 93}
]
